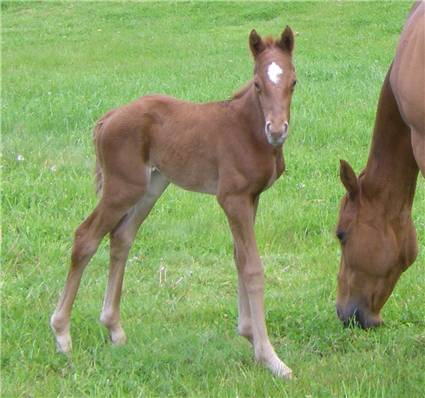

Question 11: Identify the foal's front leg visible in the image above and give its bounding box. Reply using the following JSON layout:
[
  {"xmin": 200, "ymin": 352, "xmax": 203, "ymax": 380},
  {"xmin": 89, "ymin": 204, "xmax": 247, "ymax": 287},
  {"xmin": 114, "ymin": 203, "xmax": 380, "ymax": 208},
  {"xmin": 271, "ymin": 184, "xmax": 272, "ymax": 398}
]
[{"xmin": 218, "ymin": 193, "xmax": 292, "ymax": 379}]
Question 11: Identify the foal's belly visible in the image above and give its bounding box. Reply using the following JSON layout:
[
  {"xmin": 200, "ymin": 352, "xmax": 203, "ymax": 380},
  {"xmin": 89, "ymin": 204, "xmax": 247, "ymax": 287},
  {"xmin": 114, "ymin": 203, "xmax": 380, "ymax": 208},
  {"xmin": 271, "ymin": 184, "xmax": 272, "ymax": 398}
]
[
  {"xmin": 150, "ymin": 147, "xmax": 219, "ymax": 195},
  {"xmin": 147, "ymin": 110, "xmax": 221, "ymax": 194},
  {"xmin": 161, "ymin": 167, "xmax": 219, "ymax": 195}
]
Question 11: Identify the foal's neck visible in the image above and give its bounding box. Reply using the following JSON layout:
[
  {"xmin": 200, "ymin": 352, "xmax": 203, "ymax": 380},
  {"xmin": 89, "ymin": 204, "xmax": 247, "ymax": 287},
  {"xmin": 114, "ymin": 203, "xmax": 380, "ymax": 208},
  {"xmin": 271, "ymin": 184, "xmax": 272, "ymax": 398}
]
[
  {"xmin": 362, "ymin": 73, "xmax": 418, "ymax": 219},
  {"xmin": 232, "ymin": 83, "xmax": 270, "ymax": 147}
]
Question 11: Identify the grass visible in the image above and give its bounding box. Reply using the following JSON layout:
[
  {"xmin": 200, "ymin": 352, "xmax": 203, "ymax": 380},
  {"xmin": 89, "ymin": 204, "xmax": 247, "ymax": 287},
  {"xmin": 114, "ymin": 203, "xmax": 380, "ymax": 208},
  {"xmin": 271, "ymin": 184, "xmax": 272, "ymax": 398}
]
[{"xmin": 2, "ymin": 1, "xmax": 424, "ymax": 396}]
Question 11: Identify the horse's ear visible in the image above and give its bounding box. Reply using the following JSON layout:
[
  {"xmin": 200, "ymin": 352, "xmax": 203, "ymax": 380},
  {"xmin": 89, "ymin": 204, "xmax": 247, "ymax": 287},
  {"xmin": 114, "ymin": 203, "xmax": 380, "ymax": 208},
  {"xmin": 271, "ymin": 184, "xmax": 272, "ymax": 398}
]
[
  {"xmin": 277, "ymin": 26, "xmax": 294, "ymax": 54},
  {"xmin": 249, "ymin": 29, "xmax": 265, "ymax": 57},
  {"xmin": 340, "ymin": 159, "xmax": 359, "ymax": 199}
]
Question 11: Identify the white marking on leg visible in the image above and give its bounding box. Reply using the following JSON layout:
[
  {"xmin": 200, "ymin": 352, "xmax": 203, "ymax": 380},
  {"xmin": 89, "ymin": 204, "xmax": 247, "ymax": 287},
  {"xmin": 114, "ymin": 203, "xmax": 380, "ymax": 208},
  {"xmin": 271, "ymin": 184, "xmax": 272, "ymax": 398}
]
[{"xmin": 267, "ymin": 62, "xmax": 283, "ymax": 85}]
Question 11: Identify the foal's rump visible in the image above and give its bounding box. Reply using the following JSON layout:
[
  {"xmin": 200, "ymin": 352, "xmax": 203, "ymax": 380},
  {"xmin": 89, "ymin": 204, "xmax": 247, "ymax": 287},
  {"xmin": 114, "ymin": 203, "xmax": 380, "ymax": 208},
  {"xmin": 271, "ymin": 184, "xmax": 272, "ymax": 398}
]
[{"xmin": 92, "ymin": 99, "xmax": 158, "ymax": 199}]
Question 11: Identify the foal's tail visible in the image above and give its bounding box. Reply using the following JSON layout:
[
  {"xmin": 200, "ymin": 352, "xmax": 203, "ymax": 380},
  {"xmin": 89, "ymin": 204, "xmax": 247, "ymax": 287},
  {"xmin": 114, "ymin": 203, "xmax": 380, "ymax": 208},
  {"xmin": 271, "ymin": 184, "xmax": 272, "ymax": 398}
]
[
  {"xmin": 93, "ymin": 120, "xmax": 104, "ymax": 196},
  {"xmin": 92, "ymin": 108, "xmax": 119, "ymax": 196},
  {"xmin": 94, "ymin": 159, "xmax": 103, "ymax": 196},
  {"xmin": 92, "ymin": 113, "xmax": 109, "ymax": 196}
]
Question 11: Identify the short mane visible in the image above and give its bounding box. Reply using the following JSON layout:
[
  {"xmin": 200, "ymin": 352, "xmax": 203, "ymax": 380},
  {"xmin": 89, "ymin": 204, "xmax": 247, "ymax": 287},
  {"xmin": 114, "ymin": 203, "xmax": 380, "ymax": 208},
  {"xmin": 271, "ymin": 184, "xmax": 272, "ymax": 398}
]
[
  {"xmin": 263, "ymin": 36, "xmax": 278, "ymax": 48},
  {"xmin": 232, "ymin": 80, "xmax": 253, "ymax": 99}
]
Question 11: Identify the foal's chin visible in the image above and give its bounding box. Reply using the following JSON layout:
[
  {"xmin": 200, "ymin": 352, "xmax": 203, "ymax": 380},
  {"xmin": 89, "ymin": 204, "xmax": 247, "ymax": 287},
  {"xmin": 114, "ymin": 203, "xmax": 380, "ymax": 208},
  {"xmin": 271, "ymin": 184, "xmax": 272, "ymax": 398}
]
[{"xmin": 266, "ymin": 134, "xmax": 287, "ymax": 147}]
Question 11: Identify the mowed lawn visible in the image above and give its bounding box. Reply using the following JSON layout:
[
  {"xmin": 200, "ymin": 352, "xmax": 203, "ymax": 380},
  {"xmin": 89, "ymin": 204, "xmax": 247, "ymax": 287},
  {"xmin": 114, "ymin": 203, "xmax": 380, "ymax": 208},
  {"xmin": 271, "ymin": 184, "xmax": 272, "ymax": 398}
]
[{"xmin": 2, "ymin": 1, "xmax": 424, "ymax": 397}]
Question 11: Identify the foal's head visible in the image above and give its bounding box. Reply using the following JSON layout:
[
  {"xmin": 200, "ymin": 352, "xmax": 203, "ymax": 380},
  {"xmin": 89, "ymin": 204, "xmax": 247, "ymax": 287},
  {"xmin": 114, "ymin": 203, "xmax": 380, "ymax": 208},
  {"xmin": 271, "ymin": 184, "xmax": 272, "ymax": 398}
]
[
  {"xmin": 335, "ymin": 160, "xmax": 418, "ymax": 329},
  {"xmin": 249, "ymin": 27, "xmax": 296, "ymax": 146}
]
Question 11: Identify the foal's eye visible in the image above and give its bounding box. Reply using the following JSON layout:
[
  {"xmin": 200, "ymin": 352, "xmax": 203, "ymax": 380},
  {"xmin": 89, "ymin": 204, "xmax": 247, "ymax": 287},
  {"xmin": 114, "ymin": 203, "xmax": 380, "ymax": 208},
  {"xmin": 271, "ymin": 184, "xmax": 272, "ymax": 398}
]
[
  {"xmin": 254, "ymin": 82, "xmax": 261, "ymax": 92},
  {"xmin": 292, "ymin": 80, "xmax": 297, "ymax": 89}
]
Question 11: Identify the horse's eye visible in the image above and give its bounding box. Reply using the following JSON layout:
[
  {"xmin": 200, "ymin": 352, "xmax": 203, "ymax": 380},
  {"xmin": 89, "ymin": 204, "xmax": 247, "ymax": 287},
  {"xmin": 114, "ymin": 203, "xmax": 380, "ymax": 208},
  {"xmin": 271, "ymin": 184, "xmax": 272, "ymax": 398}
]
[
  {"xmin": 336, "ymin": 229, "xmax": 346, "ymax": 243},
  {"xmin": 254, "ymin": 82, "xmax": 261, "ymax": 92},
  {"xmin": 292, "ymin": 80, "xmax": 297, "ymax": 89}
]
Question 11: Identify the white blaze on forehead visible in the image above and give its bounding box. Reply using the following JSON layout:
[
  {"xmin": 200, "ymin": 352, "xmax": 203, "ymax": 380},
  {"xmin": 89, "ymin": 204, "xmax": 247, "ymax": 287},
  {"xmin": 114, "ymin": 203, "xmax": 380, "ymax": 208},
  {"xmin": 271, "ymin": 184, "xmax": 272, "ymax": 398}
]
[{"xmin": 267, "ymin": 62, "xmax": 283, "ymax": 84}]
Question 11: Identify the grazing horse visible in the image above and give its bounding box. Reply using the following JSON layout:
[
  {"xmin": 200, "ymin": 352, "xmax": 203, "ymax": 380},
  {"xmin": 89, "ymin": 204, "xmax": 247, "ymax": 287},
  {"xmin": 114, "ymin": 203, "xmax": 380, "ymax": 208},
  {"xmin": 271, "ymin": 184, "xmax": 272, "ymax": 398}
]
[
  {"xmin": 51, "ymin": 27, "xmax": 297, "ymax": 378},
  {"xmin": 336, "ymin": 1, "xmax": 424, "ymax": 328}
]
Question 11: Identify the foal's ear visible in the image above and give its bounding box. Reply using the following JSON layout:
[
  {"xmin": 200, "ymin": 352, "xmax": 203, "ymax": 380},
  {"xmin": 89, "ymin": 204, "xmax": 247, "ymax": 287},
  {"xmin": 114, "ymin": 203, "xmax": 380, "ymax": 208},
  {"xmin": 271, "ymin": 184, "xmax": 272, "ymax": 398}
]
[
  {"xmin": 249, "ymin": 29, "xmax": 265, "ymax": 57},
  {"xmin": 277, "ymin": 26, "xmax": 294, "ymax": 54},
  {"xmin": 339, "ymin": 159, "xmax": 359, "ymax": 199}
]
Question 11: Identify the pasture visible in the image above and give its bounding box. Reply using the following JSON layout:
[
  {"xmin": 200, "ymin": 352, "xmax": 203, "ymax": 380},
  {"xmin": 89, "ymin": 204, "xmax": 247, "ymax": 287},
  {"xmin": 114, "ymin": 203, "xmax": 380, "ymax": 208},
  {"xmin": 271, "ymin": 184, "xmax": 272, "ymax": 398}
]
[{"xmin": 2, "ymin": 1, "xmax": 424, "ymax": 396}]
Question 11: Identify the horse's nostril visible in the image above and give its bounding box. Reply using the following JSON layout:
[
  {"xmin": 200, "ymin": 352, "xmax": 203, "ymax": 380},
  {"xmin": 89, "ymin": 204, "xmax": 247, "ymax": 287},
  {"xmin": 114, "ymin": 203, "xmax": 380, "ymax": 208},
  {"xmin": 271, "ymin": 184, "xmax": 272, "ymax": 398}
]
[
  {"xmin": 265, "ymin": 121, "xmax": 272, "ymax": 134},
  {"xmin": 336, "ymin": 303, "xmax": 361, "ymax": 328},
  {"xmin": 336, "ymin": 305, "xmax": 341, "ymax": 319},
  {"xmin": 283, "ymin": 121, "xmax": 289, "ymax": 134}
]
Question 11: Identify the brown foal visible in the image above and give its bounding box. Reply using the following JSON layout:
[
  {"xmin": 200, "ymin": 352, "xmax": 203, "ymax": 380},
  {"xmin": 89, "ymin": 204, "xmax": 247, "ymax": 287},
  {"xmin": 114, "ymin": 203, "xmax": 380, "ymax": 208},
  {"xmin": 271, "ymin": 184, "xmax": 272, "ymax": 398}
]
[
  {"xmin": 51, "ymin": 27, "xmax": 297, "ymax": 378},
  {"xmin": 336, "ymin": 2, "xmax": 424, "ymax": 328}
]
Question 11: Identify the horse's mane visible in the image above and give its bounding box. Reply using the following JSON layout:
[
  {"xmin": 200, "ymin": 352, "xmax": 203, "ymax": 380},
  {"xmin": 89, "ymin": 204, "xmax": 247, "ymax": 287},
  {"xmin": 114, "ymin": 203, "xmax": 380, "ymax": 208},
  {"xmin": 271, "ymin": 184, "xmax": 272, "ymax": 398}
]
[
  {"xmin": 263, "ymin": 36, "xmax": 278, "ymax": 48},
  {"xmin": 232, "ymin": 80, "xmax": 253, "ymax": 100}
]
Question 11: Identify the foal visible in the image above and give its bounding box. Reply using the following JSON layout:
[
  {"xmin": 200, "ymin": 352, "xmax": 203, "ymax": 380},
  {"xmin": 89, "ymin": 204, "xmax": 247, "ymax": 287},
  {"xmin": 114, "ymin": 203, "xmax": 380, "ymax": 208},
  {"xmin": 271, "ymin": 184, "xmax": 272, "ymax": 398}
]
[{"xmin": 51, "ymin": 27, "xmax": 297, "ymax": 378}]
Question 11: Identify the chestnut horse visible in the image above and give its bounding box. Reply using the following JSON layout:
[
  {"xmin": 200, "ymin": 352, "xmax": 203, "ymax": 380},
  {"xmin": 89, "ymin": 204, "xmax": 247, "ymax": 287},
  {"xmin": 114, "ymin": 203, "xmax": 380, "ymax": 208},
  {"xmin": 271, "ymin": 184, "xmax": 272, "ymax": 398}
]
[
  {"xmin": 336, "ymin": 1, "xmax": 424, "ymax": 328},
  {"xmin": 51, "ymin": 27, "xmax": 297, "ymax": 378}
]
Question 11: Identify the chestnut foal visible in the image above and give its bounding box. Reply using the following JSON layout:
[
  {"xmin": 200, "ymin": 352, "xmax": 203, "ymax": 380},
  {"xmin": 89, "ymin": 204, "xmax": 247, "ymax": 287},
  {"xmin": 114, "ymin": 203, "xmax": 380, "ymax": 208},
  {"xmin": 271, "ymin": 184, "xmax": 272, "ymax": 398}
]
[
  {"xmin": 336, "ymin": 2, "xmax": 424, "ymax": 328},
  {"xmin": 51, "ymin": 27, "xmax": 297, "ymax": 378}
]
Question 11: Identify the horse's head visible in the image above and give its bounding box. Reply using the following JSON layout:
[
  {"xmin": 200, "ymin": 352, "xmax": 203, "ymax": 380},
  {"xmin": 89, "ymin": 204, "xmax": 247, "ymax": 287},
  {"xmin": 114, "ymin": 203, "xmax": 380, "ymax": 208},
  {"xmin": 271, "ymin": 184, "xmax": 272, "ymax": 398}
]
[
  {"xmin": 335, "ymin": 160, "xmax": 418, "ymax": 329},
  {"xmin": 249, "ymin": 27, "xmax": 296, "ymax": 147}
]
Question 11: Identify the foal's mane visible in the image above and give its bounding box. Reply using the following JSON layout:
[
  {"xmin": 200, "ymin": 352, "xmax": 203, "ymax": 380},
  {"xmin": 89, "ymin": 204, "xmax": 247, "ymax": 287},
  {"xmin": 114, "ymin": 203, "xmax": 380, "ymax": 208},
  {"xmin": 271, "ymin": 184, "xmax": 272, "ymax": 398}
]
[
  {"xmin": 232, "ymin": 80, "xmax": 253, "ymax": 99},
  {"xmin": 231, "ymin": 37, "xmax": 281, "ymax": 100}
]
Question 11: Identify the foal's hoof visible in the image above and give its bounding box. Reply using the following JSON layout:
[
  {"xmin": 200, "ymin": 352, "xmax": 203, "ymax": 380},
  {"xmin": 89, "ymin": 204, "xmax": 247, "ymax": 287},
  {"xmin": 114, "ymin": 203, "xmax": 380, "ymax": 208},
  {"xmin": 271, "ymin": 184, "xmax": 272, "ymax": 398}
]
[
  {"xmin": 109, "ymin": 327, "xmax": 127, "ymax": 346},
  {"xmin": 260, "ymin": 355, "xmax": 292, "ymax": 379},
  {"xmin": 50, "ymin": 315, "xmax": 72, "ymax": 355},
  {"xmin": 255, "ymin": 347, "xmax": 293, "ymax": 379},
  {"xmin": 270, "ymin": 360, "xmax": 293, "ymax": 379},
  {"xmin": 54, "ymin": 333, "xmax": 72, "ymax": 355}
]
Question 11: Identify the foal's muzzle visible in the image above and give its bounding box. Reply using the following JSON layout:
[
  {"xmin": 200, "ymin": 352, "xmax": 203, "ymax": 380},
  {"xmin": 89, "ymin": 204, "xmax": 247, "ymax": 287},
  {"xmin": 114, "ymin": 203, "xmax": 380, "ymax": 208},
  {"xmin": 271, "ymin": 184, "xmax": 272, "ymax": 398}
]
[{"xmin": 265, "ymin": 121, "xmax": 289, "ymax": 146}]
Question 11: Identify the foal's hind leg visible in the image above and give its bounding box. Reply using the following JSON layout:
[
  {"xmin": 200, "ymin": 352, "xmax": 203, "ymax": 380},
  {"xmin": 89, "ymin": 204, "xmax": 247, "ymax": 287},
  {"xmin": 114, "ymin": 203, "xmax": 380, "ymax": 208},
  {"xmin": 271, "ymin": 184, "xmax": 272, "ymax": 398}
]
[
  {"xmin": 51, "ymin": 176, "xmax": 149, "ymax": 354},
  {"xmin": 100, "ymin": 171, "xmax": 169, "ymax": 345}
]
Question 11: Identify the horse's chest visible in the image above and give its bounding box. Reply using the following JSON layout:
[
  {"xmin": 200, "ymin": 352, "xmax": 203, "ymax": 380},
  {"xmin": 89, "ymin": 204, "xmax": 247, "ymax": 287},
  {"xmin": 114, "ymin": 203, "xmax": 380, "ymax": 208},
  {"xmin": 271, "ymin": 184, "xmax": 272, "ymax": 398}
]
[
  {"xmin": 265, "ymin": 166, "xmax": 278, "ymax": 189},
  {"xmin": 263, "ymin": 155, "xmax": 284, "ymax": 190}
]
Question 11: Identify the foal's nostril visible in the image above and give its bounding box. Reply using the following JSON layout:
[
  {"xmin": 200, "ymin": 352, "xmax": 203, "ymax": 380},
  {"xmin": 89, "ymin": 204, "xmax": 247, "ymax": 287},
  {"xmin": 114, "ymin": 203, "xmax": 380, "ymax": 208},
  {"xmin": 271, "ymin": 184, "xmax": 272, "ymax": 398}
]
[
  {"xmin": 265, "ymin": 121, "xmax": 272, "ymax": 134},
  {"xmin": 283, "ymin": 121, "xmax": 289, "ymax": 134}
]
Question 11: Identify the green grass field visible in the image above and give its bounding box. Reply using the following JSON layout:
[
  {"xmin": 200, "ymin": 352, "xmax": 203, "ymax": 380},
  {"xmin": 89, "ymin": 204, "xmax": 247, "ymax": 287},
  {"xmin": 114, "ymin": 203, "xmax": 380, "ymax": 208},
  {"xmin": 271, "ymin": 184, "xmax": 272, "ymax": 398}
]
[{"xmin": 2, "ymin": 1, "xmax": 424, "ymax": 396}]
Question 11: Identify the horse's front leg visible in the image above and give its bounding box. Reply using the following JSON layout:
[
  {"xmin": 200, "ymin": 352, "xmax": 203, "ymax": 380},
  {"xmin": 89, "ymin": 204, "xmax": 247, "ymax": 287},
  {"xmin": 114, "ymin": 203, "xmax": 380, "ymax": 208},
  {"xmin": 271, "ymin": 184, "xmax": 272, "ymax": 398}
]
[
  {"xmin": 233, "ymin": 194, "xmax": 259, "ymax": 342},
  {"xmin": 218, "ymin": 193, "xmax": 292, "ymax": 379},
  {"xmin": 235, "ymin": 264, "xmax": 253, "ymax": 342}
]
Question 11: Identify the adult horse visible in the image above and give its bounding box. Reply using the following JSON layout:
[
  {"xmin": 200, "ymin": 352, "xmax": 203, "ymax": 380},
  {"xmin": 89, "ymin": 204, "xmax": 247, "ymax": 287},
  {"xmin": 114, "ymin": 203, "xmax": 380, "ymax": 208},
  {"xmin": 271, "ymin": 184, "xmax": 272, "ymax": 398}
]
[
  {"xmin": 51, "ymin": 27, "xmax": 297, "ymax": 378},
  {"xmin": 336, "ymin": 1, "xmax": 424, "ymax": 328}
]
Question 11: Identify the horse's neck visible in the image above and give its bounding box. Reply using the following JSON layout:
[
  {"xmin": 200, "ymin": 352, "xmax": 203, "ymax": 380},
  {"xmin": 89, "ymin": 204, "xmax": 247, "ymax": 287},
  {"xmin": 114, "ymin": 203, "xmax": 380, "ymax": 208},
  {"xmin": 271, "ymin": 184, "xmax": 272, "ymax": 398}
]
[{"xmin": 363, "ymin": 71, "xmax": 419, "ymax": 218}]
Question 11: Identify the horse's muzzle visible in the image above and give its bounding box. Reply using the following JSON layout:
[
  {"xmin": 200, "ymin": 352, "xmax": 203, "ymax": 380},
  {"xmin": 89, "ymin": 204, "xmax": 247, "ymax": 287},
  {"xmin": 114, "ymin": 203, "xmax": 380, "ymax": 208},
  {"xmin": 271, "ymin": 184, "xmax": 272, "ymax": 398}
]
[
  {"xmin": 265, "ymin": 121, "xmax": 289, "ymax": 146},
  {"xmin": 336, "ymin": 303, "xmax": 383, "ymax": 329}
]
